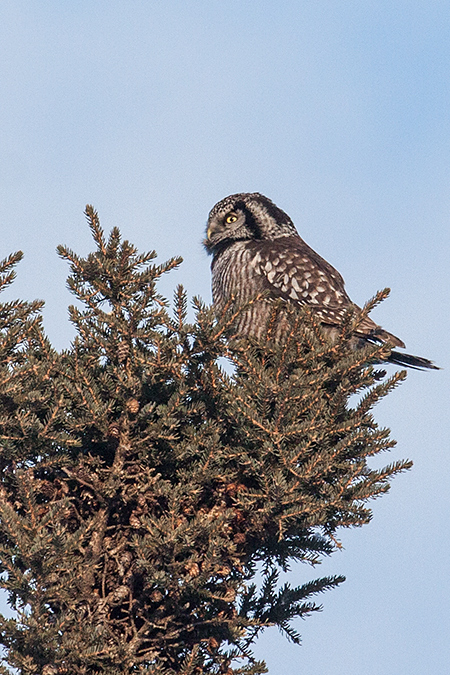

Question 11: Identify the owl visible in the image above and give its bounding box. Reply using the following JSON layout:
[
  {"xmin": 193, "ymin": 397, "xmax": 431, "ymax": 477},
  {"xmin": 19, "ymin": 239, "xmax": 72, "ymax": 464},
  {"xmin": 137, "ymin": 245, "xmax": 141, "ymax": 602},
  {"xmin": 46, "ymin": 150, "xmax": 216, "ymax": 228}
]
[{"xmin": 204, "ymin": 192, "xmax": 438, "ymax": 370}]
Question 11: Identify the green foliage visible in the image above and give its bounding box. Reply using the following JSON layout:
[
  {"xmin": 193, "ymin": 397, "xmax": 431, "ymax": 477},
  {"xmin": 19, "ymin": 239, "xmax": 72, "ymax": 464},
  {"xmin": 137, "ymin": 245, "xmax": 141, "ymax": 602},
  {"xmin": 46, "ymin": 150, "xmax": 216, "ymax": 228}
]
[{"xmin": 0, "ymin": 207, "xmax": 411, "ymax": 674}]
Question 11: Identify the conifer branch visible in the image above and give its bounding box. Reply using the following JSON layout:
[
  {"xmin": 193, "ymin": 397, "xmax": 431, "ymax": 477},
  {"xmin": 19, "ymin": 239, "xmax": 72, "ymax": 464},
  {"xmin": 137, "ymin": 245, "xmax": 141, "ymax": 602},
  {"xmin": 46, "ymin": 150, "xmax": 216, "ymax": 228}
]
[{"xmin": 0, "ymin": 209, "xmax": 415, "ymax": 675}]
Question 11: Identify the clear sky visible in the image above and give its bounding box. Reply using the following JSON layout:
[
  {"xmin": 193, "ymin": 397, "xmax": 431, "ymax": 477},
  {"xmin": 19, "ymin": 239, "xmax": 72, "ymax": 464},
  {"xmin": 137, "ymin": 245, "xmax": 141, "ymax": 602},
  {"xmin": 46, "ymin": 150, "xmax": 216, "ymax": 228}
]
[{"xmin": 1, "ymin": 2, "xmax": 449, "ymax": 673}]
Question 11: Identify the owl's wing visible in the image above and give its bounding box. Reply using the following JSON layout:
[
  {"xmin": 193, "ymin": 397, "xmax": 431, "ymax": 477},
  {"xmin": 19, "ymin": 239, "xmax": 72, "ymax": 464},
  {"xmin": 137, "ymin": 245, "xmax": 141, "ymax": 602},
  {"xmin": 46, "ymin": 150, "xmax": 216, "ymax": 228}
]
[
  {"xmin": 249, "ymin": 235, "xmax": 350, "ymax": 309},
  {"xmin": 248, "ymin": 236, "xmax": 405, "ymax": 348}
]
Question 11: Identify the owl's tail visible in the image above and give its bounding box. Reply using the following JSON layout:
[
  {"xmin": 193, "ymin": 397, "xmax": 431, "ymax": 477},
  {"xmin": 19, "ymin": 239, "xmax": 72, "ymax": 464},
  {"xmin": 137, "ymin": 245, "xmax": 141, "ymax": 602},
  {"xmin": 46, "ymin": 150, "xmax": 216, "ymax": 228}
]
[
  {"xmin": 363, "ymin": 322, "xmax": 439, "ymax": 370},
  {"xmin": 388, "ymin": 350, "xmax": 440, "ymax": 370}
]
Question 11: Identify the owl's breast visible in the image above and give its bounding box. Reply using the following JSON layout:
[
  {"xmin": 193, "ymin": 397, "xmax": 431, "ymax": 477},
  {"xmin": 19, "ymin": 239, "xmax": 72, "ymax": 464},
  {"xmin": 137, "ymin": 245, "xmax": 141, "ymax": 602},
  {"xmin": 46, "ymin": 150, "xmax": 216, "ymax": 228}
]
[{"xmin": 211, "ymin": 241, "xmax": 266, "ymax": 312}]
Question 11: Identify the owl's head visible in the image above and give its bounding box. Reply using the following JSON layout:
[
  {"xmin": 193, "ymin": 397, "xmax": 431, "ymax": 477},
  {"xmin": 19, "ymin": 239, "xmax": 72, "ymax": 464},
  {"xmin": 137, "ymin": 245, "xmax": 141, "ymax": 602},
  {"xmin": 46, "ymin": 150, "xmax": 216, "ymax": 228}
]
[{"xmin": 204, "ymin": 192, "xmax": 298, "ymax": 254}]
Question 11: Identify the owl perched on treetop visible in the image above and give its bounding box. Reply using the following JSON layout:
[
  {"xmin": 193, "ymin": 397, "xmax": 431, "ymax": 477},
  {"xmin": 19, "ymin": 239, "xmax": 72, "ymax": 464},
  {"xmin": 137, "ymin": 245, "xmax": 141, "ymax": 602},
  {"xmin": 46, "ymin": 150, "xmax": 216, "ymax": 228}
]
[{"xmin": 204, "ymin": 192, "xmax": 438, "ymax": 370}]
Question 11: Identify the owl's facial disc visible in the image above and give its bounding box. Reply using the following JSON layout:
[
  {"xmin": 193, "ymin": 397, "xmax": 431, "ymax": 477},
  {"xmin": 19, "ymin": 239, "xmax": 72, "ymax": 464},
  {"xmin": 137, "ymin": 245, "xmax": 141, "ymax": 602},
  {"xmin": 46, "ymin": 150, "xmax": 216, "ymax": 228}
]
[{"xmin": 205, "ymin": 208, "xmax": 247, "ymax": 250}]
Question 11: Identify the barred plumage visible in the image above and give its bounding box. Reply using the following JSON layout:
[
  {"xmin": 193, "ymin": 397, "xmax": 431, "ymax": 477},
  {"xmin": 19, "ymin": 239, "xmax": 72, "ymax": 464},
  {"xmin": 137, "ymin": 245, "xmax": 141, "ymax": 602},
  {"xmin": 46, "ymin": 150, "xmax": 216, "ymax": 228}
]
[{"xmin": 204, "ymin": 192, "xmax": 438, "ymax": 370}]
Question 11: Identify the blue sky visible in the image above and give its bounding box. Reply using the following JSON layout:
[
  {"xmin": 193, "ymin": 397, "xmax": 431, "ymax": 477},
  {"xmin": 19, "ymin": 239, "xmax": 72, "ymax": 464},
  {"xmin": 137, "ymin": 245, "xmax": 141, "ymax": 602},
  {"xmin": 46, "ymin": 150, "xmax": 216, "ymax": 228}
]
[{"xmin": 1, "ymin": 2, "xmax": 449, "ymax": 673}]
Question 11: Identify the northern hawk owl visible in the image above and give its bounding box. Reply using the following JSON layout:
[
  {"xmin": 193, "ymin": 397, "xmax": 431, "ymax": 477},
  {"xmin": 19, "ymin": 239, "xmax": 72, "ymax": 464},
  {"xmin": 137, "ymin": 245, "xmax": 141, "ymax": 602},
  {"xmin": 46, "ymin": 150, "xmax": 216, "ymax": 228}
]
[{"xmin": 204, "ymin": 192, "xmax": 437, "ymax": 370}]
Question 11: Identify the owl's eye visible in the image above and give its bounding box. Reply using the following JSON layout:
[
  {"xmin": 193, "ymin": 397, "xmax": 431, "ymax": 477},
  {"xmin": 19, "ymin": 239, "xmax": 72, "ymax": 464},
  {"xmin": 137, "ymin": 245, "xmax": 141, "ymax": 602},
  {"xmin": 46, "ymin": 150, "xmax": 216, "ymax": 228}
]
[{"xmin": 225, "ymin": 213, "xmax": 238, "ymax": 224}]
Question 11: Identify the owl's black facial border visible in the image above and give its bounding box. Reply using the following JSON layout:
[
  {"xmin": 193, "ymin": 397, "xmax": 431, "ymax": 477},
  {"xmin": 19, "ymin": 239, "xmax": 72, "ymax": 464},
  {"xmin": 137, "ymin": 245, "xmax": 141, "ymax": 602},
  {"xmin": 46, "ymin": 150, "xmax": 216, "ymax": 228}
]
[
  {"xmin": 232, "ymin": 200, "xmax": 263, "ymax": 240},
  {"xmin": 257, "ymin": 194, "xmax": 295, "ymax": 230}
]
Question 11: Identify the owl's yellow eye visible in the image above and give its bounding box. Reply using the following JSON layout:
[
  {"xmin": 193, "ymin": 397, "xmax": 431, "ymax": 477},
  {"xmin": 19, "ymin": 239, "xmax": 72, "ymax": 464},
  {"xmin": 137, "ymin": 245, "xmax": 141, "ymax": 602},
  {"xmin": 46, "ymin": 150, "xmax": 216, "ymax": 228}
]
[{"xmin": 225, "ymin": 213, "xmax": 238, "ymax": 224}]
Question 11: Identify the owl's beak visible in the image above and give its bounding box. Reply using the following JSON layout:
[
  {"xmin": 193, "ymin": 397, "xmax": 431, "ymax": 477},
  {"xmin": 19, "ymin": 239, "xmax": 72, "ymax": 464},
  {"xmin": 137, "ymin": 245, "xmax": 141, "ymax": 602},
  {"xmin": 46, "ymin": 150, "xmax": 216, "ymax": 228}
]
[
  {"xmin": 203, "ymin": 224, "xmax": 215, "ymax": 252},
  {"xmin": 205, "ymin": 220, "xmax": 222, "ymax": 249}
]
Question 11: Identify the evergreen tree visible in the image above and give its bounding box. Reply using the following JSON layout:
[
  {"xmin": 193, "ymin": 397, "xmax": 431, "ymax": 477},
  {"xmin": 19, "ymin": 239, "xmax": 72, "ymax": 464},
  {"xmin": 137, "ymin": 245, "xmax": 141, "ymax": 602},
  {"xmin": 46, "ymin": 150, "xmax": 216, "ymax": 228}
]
[{"xmin": 0, "ymin": 207, "xmax": 411, "ymax": 675}]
